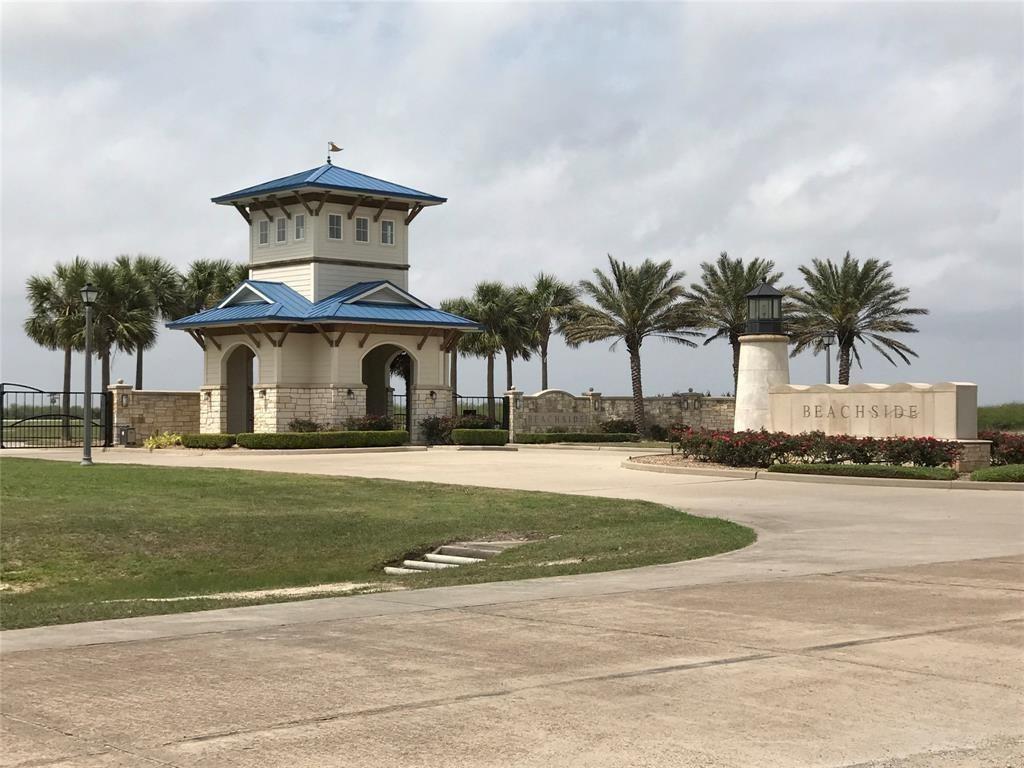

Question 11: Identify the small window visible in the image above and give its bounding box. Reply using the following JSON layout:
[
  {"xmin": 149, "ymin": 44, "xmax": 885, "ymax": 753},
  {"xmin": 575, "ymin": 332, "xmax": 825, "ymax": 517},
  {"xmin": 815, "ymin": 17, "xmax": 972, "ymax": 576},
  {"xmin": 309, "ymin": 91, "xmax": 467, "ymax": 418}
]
[
  {"xmin": 381, "ymin": 219, "xmax": 395, "ymax": 246},
  {"xmin": 294, "ymin": 214, "xmax": 305, "ymax": 240},
  {"xmin": 355, "ymin": 216, "xmax": 369, "ymax": 243},
  {"xmin": 276, "ymin": 217, "xmax": 287, "ymax": 243},
  {"xmin": 258, "ymin": 220, "xmax": 269, "ymax": 245},
  {"xmin": 328, "ymin": 214, "xmax": 343, "ymax": 240}
]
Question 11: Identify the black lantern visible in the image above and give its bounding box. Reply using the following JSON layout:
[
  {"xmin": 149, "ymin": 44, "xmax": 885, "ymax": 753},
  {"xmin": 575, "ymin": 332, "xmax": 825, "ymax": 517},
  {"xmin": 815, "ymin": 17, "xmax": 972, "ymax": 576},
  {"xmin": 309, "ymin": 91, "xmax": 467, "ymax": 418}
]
[{"xmin": 745, "ymin": 283, "xmax": 785, "ymax": 335}]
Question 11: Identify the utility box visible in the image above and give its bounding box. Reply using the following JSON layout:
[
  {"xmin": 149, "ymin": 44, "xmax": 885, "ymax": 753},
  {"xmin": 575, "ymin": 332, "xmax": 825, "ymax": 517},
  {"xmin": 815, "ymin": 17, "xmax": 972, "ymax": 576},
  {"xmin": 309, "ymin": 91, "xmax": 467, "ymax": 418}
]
[{"xmin": 118, "ymin": 425, "xmax": 138, "ymax": 447}]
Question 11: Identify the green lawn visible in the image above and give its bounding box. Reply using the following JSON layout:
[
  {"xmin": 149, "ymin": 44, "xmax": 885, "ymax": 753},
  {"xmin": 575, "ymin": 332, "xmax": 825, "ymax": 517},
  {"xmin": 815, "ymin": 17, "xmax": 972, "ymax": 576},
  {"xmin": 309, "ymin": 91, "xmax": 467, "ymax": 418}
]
[
  {"xmin": 978, "ymin": 402, "xmax": 1024, "ymax": 431},
  {"xmin": 0, "ymin": 458, "xmax": 753, "ymax": 629},
  {"xmin": 767, "ymin": 463, "xmax": 957, "ymax": 481},
  {"xmin": 970, "ymin": 464, "xmax": 1024, "ymax": 483}
]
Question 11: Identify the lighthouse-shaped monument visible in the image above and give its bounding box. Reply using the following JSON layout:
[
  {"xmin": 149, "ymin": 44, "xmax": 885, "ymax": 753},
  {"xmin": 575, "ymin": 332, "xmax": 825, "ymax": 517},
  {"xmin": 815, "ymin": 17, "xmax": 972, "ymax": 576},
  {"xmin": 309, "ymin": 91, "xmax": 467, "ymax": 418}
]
[
  {"xmin": 168, "ymin": 159, "xmax": 479, "ymax": 442},
  {"xmin": 733, "ymin": 283, "xmax": 790, "ymax": 431}
]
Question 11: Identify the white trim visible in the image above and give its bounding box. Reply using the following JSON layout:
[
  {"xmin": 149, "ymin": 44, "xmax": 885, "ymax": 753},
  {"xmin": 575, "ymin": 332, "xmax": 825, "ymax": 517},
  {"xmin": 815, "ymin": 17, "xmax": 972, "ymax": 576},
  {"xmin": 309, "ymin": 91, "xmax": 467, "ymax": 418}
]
[
  {"xmin": 354, "ymin": 216, "xmax": 370, "ymax": 244},
  {"xmin": 380, "ymin": 218, "xmax": 396, "ymax": 246},
  {"xmin": 275, "ymin": 216, "xmax": 287, "ymax": 244},
  {"xmin": 346, "ymin": 281, "xmax": 430, "ymax": 308},
  {"xmin": 217, "ymin": 282, "xmax": 274, "ymax": 309},
  {"xmin": 327, "ymin": 212, "xmax": 344, "ymax": 240},
  {"xmin": 294, "ymin": 213, "xmax": 306, "ymax": 241},
  {"xmin": 257, "ymin": 219, "xmax": 270, "ymax": 247}
]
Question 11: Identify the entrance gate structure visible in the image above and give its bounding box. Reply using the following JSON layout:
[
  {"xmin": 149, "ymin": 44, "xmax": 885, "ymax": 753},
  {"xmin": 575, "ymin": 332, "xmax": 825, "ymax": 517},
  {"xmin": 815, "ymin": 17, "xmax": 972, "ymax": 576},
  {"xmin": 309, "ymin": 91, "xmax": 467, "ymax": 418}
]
[
  {"xmin": 167, "ymin": 160, "xmax": 480, "ymax": 442},
  {"xmin": 0, "ymin": 382, "xmax": 112, "ymax": 448}
]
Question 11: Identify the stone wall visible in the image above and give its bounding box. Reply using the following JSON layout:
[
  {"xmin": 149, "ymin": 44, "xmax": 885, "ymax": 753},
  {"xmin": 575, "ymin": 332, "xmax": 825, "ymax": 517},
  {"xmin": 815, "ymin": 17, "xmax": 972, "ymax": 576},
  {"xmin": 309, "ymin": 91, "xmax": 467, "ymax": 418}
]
[
  {"xmin": 199, "ymin": 387, "xmax": 227, "ymax": 434},
  {"xmin": 411, "ymin": 385, "xmax": 452, "ymax": 443},
  {"xmin": 110, "ymin": 383, "xmax": 201, "ymax": 442},
  {"xmin": 506, "ymin": 389, "xmax": 735, "ymax": 438}
]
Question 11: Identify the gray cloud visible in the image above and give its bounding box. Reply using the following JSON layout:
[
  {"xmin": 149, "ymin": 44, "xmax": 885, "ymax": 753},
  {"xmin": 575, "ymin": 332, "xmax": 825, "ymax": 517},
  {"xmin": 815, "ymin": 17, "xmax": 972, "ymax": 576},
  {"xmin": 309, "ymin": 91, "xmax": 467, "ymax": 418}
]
[{"xmin": 3, "ymin": 2, "xmax": 1021, "ymax": 403}]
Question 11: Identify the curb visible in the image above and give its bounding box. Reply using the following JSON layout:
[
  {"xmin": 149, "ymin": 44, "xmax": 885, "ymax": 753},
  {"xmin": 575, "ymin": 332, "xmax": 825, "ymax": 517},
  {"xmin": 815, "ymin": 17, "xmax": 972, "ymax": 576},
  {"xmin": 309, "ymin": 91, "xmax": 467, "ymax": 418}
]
[
  {"xmin": 210, "ymin": 446, "xmax": 428, "ymax": 456},
  {"xmin": 515, "ymin": 443, "xmax": 668, "ymax": 453},
  {"xmin": 621, "ymin": 459, "xmax": 1024, "ymax": 491}
]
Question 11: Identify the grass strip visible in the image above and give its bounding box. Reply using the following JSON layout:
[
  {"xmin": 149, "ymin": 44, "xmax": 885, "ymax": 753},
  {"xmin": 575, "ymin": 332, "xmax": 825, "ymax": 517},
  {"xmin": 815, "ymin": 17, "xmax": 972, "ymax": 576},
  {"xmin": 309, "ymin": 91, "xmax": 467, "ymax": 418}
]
[
  {"xmin": 767, "ymin": 463, "xmax": 957, "ymax": 481},
  {"xmin": 969, "ymin": 464, "xmax": 1024, "ymax": 483}
]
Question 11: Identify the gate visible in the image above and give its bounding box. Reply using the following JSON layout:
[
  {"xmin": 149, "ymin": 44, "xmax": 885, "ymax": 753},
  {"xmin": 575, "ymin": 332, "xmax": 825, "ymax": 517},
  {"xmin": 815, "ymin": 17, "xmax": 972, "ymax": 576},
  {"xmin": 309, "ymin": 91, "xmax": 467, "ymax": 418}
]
[
  {"xmin": 454, "ymin": 395, "xmax": 510, "ymax": 430},
  {"xmin": 0, "ymin": 383, "xmax": 112, "ymax": 449}
]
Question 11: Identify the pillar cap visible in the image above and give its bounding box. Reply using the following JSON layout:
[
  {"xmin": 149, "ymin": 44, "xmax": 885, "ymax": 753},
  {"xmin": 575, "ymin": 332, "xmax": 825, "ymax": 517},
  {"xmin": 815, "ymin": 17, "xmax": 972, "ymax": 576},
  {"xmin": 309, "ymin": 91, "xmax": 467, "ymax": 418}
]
[{"xmin": 738, "ymin": 334, "xmax": 790, "ymax": 343}]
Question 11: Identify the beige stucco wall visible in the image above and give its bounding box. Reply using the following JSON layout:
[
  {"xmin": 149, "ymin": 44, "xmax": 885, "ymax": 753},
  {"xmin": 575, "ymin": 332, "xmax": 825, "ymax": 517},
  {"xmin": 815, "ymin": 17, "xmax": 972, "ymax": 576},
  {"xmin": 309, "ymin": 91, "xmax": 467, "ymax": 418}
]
[
  {"xmin": 768, "ymin": 382, "xmax": 979, "ymax": 439},
  {"xmin": 734, "ymin": 334, "xmax": 790, "ymax": 432}
]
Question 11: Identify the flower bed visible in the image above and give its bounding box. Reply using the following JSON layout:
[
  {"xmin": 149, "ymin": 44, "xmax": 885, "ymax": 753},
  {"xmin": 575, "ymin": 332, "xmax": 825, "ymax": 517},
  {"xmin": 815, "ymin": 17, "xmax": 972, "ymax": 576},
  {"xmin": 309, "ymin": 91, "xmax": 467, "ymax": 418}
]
[{"xmin": 670, "ymin": 427, "xmax": 962, "ymax": 469}]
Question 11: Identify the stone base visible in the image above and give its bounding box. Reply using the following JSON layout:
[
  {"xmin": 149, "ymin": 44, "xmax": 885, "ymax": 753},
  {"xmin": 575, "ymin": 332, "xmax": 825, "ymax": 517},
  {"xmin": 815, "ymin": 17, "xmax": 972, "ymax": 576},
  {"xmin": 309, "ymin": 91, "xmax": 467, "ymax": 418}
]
[
  {"xmin": 953, "ymin": 440, "xmax": 992, "ymax": 473},
  {"xmin": 200, "ymin": 387, "xmax": 228, "ymax": 434},
  {"xmin": 410, "ymin": 386, "xmax": 452, "ymax": 443}
]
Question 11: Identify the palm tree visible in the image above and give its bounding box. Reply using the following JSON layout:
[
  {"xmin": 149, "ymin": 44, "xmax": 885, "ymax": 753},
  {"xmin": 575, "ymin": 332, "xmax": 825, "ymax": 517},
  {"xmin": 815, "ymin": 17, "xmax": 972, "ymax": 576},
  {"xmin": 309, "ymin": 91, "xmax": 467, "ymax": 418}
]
[
  {"xmin": 788, "ymin": 252, "xmax": 928, "ymax": 384},
  {"xmin": 563, "ymin": 255, "xmax": 700, "ymax": 432},
  {"xmin": 684, "ymin": 252, "xmax": 783, "ymax": 389},
  {"xmin": 442, "ymin": 288, "xmax": 506, "ymax": 420},
  {"xmin": 23, "ymin": 257, "xmax": 90, "ymax": 435},
  {"xmin": 181, "ymin": 259, "xmax": 249, "ymax": 314},
  {"xmin": 115, "ymin": 255, "xmax": 184, "ymax": 390},
  {"xmin": 520, "ymin": 273, "xmax": 579, "ymax": 390},
  {"xmin": 440, "ymin": 297, "xmax": 473, "ymax": 415},
  {"xmin": 88, "ymin": 262, "xmax": 157, "ymax": 395}
]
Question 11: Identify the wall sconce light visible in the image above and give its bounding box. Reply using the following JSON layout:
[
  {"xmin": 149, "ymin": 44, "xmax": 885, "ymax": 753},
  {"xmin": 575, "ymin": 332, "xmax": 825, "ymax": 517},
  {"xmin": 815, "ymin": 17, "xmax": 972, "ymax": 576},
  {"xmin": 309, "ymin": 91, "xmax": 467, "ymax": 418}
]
[
  {"xmin": 429, "ymin": 390, "xmax": 436, "ymax": 401},
  {"xmin": 120, "ymin": 393, "xmax": 129, "ymax": 407},
  {"xmin": 259, "ymin": 389, "xmax": 266, "ymax": 399},
  {"xmin": 346, "ymin": 388, "xmax": 355, "ymax": 399},
  {"xmin": 204, "ymin": 390, "xmax": 212, "ymax": 401}
]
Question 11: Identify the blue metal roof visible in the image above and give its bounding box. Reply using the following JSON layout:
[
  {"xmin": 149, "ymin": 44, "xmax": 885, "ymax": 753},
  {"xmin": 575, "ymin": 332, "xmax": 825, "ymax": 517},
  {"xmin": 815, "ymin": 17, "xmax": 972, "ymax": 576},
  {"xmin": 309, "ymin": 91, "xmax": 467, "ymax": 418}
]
[
  {"xmin": 212, "ymin": 164, "xmax": 446, "ymax": 204},
  {"xmin": 167, "ymin": 280, "xmax": 479, "ymax": 330}
]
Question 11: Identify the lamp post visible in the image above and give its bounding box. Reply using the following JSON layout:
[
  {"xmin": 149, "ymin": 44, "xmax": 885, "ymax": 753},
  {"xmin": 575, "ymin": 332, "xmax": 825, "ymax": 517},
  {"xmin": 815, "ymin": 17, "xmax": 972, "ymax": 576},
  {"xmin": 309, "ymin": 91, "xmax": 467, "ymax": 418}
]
[
  {"xmin": 80, "ymin": 283, "xmax": 99, "ymax": 466},
  {"xmin": 821, "ymin": 330, "xmax": 836, "ymax": 384}
]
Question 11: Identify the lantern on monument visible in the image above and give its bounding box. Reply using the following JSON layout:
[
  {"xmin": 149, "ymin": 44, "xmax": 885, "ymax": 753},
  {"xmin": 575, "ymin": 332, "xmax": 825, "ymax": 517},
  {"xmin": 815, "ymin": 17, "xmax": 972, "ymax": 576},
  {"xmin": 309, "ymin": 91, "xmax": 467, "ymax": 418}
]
[{"xmin": 745, "ymin": 283, "xmax": 785, "ymax": 335}]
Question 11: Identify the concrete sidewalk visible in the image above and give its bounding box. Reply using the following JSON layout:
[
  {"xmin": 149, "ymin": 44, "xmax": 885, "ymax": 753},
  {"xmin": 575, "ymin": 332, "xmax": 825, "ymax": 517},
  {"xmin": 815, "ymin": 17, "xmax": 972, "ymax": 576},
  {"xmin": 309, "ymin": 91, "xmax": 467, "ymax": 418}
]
[{"xmin": 1, "ymin": 448, "xmax": 1022, "ymax": 766}]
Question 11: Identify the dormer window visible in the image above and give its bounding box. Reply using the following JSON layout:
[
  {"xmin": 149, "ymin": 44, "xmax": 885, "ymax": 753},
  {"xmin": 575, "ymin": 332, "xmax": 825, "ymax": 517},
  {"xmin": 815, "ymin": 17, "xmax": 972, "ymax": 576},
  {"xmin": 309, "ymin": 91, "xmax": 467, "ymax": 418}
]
[
  {"xmin": 328, "ymin": 214, "xmax": 343, "ymax": 240},
  {"xmin": 276, "ymin": 217, "xmax": 287, "ymax": 243},
  {"xmin": 295, "ymin": 214, "xmax": 305, "ymax": 240},
  {"xmin": 355, "ymin": 216, "xmax": 369, "ymax": 243},
  {"xmin": 381, "ymin": 219, "xmax": 395, "ymax": 246},
  {"xmin": 258, "ymin": 220, "xmax": 269, "ymax": 245}
]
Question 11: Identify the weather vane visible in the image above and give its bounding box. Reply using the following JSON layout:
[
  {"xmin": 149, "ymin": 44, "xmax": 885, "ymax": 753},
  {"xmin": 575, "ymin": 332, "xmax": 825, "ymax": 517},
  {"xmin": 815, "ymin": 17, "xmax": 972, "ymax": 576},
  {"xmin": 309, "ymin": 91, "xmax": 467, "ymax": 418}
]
[{"xmin": 327, "ymin": 141, "xmax": 343, "ymax": 164}]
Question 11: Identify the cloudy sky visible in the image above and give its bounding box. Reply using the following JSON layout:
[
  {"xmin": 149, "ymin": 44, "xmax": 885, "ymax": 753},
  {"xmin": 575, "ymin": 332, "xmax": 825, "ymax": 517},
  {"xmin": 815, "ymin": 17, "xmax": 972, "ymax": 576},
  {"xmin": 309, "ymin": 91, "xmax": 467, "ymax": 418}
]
[{"xmin": 2, "ymin": 2, "xmax": 1021, "ymax": 403}]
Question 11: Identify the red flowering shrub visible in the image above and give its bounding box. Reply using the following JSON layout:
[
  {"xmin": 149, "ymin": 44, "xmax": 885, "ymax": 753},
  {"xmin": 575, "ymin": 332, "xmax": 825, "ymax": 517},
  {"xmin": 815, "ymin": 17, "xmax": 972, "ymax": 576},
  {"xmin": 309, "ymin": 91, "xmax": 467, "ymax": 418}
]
[
  {"xmin": 673, "ymin": 429, "xmax": 962, "ymax": 468},
  {"xmin": 980, "ymin": 430, "xmax": 1024, "ymax": 466}
]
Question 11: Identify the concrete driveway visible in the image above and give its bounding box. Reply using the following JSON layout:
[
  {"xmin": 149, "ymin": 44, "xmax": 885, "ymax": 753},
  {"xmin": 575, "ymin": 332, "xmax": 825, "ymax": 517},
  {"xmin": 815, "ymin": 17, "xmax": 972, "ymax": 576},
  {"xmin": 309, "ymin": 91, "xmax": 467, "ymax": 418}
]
[{"xmin": 1, "ymin": 447, "xmax": 1022, "ymax": 767}]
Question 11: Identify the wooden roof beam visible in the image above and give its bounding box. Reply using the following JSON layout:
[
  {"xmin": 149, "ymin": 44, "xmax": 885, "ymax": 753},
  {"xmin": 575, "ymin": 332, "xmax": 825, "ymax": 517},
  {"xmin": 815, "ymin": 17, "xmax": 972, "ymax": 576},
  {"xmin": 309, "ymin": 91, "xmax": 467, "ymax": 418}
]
[
  {"xmin": 347, "ymin": 196, "xmax": 369, "ymax": 219},
  {"xmin": 416, "ymin": 333, "xmax": 430, "ymax": 350},
  {"xmin": 333, "ymin": 329, "xmax": 347, "ymax": 347},
  {"xmin": 240, "ymin": 325, "xmax": 261, "ymax": 349},
  {"xmin": 404, "ymin": 203, "xmax": 425, "ymax": 226},
  {"xmin": 312, "ymin": 323, "xmax": 334, "ymax": 347},
  {"xmin": 267, "ymin": 195, "xmax": 292, "ymax": 220},
  {"xmin": 233, "ymin": 204, "xmax": 252, "ymax": 225},
  {"xmin": 358, "ymin": 332, "xmax": 370, "ymax": 348},
  {"xmin": 314, "ymin": 191, "xmax": 329, "ymax": 216},
  {"xmin": 186, "ymin": 330, "xmax": 206, "ymax": 350},
  {"xmin": 278, "ymin": 324, "xmax": 294, "ymax": 347},
  {"xmin": 293, "ymin": 193, "xmax": 314, "ymax": 218},
  {"xmin": 258, "ymin": 326, "xmax": 279, "ymax": 348},
  {"xmin": 373, "ymin": 198, "xmax": 392, "ymax": 223},
  {"xmin": 252, "ymin": 198, "xmax": 274, "ymax": 221}
]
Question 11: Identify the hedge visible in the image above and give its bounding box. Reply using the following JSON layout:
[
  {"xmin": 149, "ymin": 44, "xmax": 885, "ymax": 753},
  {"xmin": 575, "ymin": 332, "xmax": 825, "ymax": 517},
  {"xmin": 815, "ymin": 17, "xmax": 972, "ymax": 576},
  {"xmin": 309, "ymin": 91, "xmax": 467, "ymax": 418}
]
[
  {"xmin": 979, "ymin": 431, "xmax": 1024, "ymax": 466},
  {"xmin": 451, "ymin": 429, "xmax": 509, "ymax": 446},
  {"xmin": 181, "ymin": 433, "xmax": 236, "ymax": 449},
  {"xmin": 767, "ymin": 463, "xmax": 957, "ymax": 481},
  {"xmin": 515, "ymin": 432, "xmax": 640, "ymax": 444},
  {"xmin": 970, "ymin": 464, "xmax": 1024, "ymax": 483},
  {"xmin": 672, "ymin": 428, "xmax": 962, "ymax": 468},
  {"xmin": 235, "ymin": 430, "xmax": 409, "ymax": 449}
]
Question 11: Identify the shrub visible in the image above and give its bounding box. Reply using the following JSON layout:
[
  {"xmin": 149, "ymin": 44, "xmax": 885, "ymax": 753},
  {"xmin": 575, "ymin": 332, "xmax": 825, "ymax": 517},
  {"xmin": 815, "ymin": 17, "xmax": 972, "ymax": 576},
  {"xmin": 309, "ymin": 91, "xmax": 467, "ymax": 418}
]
[
  {"xmin": 143, "ymin": 432, "xmax": 182, "ymax": 451},
  {"xmin": 515, "ymin": 432, "xmax": 640, "ymax": 444},
  {"xmin": 451, "ymin": 429, "xmax": 509, "ymax": 446},
  {"xmin": 419, "ymin": 415, "xmax": 455, "ymax": 445},
  {"xmin": 645, "ymin": 423, "xmax": 670, "ymax": 441},
  {"xmin": 235, "ymin": 431, "xmax": 409, "ymax": 449},
  {"xmin": 545, "ymin": 425, "xmax": 569, "ymax": 434},
  {"xmin": 455, "ymin": 414, "xmax": 497, "ymax": 430},
  {"xmin": 601, "ymin": 418, "xmax": 636, "ymax": 434},
  {"xmin": 288, "ymin": 418, "xmax": 325, "ymax": 433},
  {"xmin": 181, "ymin": 433, "xmax": 236, "ymax": 449},
  {"xmin": 980, "ymin": 431, "xmax": 1024, "ymax": 466},
  {"xmin": 768, "ymin": 463, "xmax": 957, "ymax": 481},
  {"xmin": 674, "ymin": 429, "xmax": 962, "ymax": 469},
  {"xmin": 970, "ymin": 463, "xmax": 1024, "ymax": 483},
  {"xmin": 978, "ymin": 403, "xmax": 1024, "ymax": 431},
  {"xmin": 344, "ymin": 415, "xmax": 394, "ymax": 431}
]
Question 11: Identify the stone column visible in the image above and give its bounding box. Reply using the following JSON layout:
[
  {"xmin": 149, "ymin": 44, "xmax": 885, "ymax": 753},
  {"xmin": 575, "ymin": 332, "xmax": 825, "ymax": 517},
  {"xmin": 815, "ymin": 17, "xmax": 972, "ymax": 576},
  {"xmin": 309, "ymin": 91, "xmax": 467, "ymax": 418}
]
[
  {"xmin": 506, "ymin": 388, "xmax": 522, "ymax": 442},
  {"xmin": 734, "ymin": 334, "xmax": 790, "ymax": 432},
  {"xmin": 410, "ymin": 385, "xmax": 452, "ymax": 444},
  {"xmin": 200, "ymin": 386, "xmax": 228, "ymax": 434},
  {"xmin": 110, "ymin": 381, "xmax": 133, "ymax": 442},
  {"xmin": 332, "ymin": 385, "xmax": 367, "ymax": 428}
]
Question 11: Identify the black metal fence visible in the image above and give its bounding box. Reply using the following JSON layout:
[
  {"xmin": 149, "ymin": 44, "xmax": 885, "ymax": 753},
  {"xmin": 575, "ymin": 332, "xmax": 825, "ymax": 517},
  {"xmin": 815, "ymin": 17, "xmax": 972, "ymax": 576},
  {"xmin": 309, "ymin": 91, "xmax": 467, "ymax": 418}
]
[
  {"xmin": 455, "ymin": 395, "xmax": 510, "ymax": 430},
  {"xmin": 387, "ymin": 393, "xmax": 410, "ymax": 432},
  {"xmin": 1, "ymin": 383, "xmax": 112, "ymax": 448}
]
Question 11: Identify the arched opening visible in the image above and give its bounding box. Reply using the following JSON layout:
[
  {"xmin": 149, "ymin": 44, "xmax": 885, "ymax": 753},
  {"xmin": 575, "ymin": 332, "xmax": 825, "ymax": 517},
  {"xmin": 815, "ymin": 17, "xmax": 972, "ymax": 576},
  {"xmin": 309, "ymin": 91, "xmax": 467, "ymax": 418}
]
[
  {"xmin": 361, "ymin": 343, "xmax": 414, "ymax": 432},
  {"xmin": 224, "ymin": 344, "xmax": 258, "ymax": 434}
]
